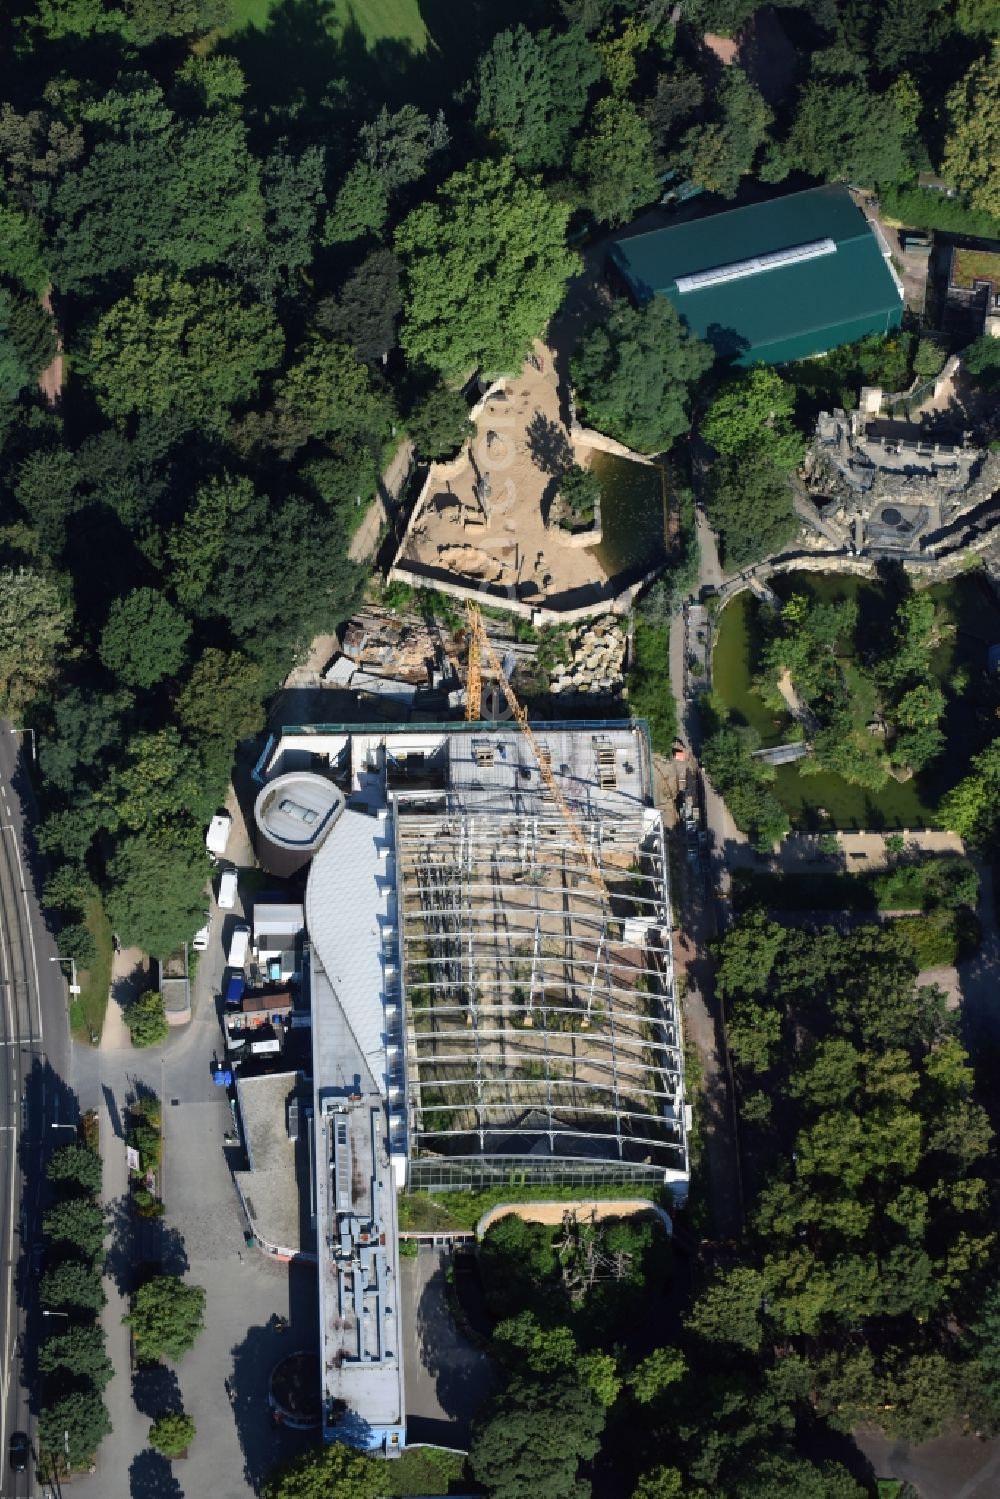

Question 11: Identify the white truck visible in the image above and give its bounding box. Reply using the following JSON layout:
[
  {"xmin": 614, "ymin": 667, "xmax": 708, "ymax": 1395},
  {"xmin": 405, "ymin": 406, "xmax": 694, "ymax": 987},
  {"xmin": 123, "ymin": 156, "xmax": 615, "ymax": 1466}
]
[
  {"xmin": 218, "ymin": 868, "xmax": 238, "ymax": 910},
  {"xmin": 226, "ymin": 923, "xmax": 250, "ymax": 969},
  {"xmin": 206, "ymin": 813, "xmax": 232, "ymax": 860}
]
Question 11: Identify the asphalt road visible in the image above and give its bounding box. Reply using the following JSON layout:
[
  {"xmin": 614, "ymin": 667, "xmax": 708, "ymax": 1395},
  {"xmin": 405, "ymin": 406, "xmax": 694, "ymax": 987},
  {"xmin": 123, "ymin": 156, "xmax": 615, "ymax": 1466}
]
[{"xmin": 0, "ymin": 724, "xmax": 77, "ymax": 1498}]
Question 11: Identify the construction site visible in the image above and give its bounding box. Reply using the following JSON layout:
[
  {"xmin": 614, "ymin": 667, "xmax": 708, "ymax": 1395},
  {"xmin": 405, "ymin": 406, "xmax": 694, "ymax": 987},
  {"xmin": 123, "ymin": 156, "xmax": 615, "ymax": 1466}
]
[{"xmin": 250, "ymin": 605, "xmax": 688, "ymax": 1447}]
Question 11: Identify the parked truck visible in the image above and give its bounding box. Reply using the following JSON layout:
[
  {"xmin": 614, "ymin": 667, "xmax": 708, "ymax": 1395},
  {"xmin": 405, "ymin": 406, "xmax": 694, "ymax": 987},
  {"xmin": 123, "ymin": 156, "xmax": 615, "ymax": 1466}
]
[
  {"xmin": 227, "ymin": 923, "xmax": 250, "ymax": 969},
  {"xmin": 206, "ymin": 813, "xmax": 232, "ymax": 859}
]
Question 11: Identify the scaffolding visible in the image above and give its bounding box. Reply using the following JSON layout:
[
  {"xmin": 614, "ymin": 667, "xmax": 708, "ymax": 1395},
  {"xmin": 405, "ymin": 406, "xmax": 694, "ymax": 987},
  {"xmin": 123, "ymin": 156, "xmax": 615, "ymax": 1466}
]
[{"xmin": 396, "ymin": 795, "xmax": 686, "ymax": 1178}]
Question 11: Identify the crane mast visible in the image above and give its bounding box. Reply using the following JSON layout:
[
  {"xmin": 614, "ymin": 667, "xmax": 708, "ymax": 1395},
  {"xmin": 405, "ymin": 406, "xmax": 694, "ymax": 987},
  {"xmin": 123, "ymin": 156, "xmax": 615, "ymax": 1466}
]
[{"xmin": 464, "ymin": 601, "xmax": 610, "ymax": 903}]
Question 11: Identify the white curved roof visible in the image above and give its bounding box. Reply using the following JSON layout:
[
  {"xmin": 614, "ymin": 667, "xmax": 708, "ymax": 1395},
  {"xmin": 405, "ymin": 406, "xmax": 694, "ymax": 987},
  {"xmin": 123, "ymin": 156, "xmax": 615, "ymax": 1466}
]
[{"xmin": 306, "ymin": 805, "xmax": 393, "ymax": 1096}]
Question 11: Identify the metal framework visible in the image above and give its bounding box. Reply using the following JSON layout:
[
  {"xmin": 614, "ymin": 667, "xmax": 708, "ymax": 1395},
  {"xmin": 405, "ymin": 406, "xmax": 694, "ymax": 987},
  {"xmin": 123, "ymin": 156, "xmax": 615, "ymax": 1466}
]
[{"xmin": 395, "ymin": 793, "xmax": 687, "ymax": 1177}]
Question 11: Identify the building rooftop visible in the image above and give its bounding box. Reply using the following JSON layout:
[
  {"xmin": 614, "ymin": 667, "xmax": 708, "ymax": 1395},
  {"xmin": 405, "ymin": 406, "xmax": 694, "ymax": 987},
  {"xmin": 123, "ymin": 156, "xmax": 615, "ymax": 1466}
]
[
  {"xmin": 609, "ymin": 186, "xmax": 903, "ymax": 363},
  {"xmin": 949, "ymin": 245, "xmax": 1000, "ymax": 291},
  {"xmin": 306, "ymin": 802, "xmax": 395, "ymax": 1100},
  {"xmin": 234, "ymin": 1070, "xmax": 315, "ymax": 1258}
]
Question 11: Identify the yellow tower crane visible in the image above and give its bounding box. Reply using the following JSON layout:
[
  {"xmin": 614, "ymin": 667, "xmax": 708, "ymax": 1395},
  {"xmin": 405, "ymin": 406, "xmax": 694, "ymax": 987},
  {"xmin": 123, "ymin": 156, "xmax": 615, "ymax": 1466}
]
[{"xmin": 464, "ymin": 600, "xmax": 610, "ymax": 903}]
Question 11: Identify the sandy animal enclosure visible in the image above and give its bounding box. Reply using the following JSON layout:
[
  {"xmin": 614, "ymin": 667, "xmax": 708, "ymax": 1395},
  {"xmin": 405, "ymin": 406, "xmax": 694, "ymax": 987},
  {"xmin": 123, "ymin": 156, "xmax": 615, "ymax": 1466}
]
[{"xmin": 399, "ymin": 343, "xmax": 609, "ymax": 603}]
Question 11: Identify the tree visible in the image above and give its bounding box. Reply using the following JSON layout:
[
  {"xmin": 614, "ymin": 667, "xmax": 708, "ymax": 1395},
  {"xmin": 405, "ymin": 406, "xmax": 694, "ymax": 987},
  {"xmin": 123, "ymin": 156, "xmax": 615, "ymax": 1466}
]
[
  {"xmin": 964, "ymin": 334, "xmax": 1000, "ymax": 390},
  {"xmin": 359, "ymin": 103, "xmax": 448, "ymax": 193},
  {"xmin": 324, "ymin": 163, "xmax": 389, "ymax": 245},
  {"xmin": 109, "ymin": 728, "xmax": 210, "ymax": 834},
  {"xmin": 681, "ymin": 69, "xmax": 772, "ymax": 198},
  {"xmin": 263, "ymin": 1442, "xmax": 382, "ymax": 1499},
  {"xmin": 105, "ymin": 832, "xmax": 209, "ymax": 959},
  {"xmin": 940, "ymin": 740, "xmax": 1000, "ymax": 845},
  {"xmin": 559, "ymin": 463, "xmax": 601, "ymax": 525},
  {"xmin": 942, "ymin": 46, "xmax": 1000, "ymax": 217},
  {"xmin": 771, "ymin": 77, "xmax": 914, "ymax": 186},
  {"xmin": 39, "ymin": 687, "xmax": 135, "ymax": 796},
  {"xmin": 406, "ymin": 381, "xmax": 472, "ymax": 460},
  {"xmin": 47, "ymin": 1143, "xmax": 102, "ymax": 1195},
  {"xmin": 99, "ymin": 588, "xmax": 191, "ymax": 689},
  {"xmin": 268, "ymin": 335, "xmax": 394, "ymax": 458},
  {"xmin": 41, "ymin": 1260, "xmax": 106, "ymax": 1312},
  {"xmin": 89, "ymin": 273, "xmax": 282, "ymax": 429},
  {"xmin": 124, "ymin": 990, "xmax": 169, "ymax": 1049},
  {"xmin": 43, "ymin": 1197, "xmax": 106, "ymax": 1258},
  {"xmin": 39, "ymin": 1389, "xmax": 111, "ymax": 1470},
  {"xmin": 469, "ymin": 1373, "xmax": 605, "ymax": 1499},
  {"xmin": 38, "ymin": 1324, "xmax": 113, "ymax": 1387},
  {"xmin": 474, "ymin": 25, "xmax": 600, "ymax": 171},
  {"xmin": 176, "ymin": 650, "xmax": 266, "ymax": 743},
  {"xmin": 704, "ymin": 453, "xmax": 797, "ymax": 569},
  {"xmin": 645, "ymin": 65, "xmax": 704, "ymax": 164},
  {"xmin": 316, "ymin": 249, "xmax": 402, "ymax": 364},
  {"xmin": 701, "ymin": 368, "xmax": 803, "ymax": 470},
  {"xmin": 632, "ymin": 1470, "xmax": 687, "ymax": 1499},
  {"xmin": 15, "ymin": 447, "xmax": 83, "ymax": 554},
  {"xmin": 167, "ymin": 474, "xmax": 257, "ymax": 611},
  {"xmin": 396, "ymin": 157, "xmax": 578, "ymax": 378},
  {"xmin": 630, "ymin": 1346, "xmax": 687, "ymax": 1404},
  {"xmin": 494, "ymin": 1310, "xmax": 576, "ymax": 1373},
  {"xmin": 574, "ymin": 95, "xmax": 660, "ymax": 226},
  {"xmin": 149, "ymin": 1410, "xmax": 195, "ymax": 1457},
  {"xmin": 0, "ymin": 566, "xmax": 71, "ymax": 713},
  {"xmin": 702, "ymin": 724, "xmax": 790, "ymax": 851},
  {"xmin": 571, "ymin": 295, "xmax": 712, "ymax": 453},
  {"xmin": 686, "ymin": 1266, "xmax": 766, "ymax": 1352},
  {"xmin": 124, "ymin": 1274, "xmax": 206, "ymax": 1361}
]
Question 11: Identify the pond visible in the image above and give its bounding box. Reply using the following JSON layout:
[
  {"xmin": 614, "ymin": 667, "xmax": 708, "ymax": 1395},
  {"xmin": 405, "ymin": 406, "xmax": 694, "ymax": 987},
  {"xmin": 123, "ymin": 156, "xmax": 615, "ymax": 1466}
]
[
  {"xmin": 712, "ymin": 569, "xmax": 1000, "ymax": 829},
  {"xmin": 586, "ymin": 450, "xmax": 668, "ymax": 584}
]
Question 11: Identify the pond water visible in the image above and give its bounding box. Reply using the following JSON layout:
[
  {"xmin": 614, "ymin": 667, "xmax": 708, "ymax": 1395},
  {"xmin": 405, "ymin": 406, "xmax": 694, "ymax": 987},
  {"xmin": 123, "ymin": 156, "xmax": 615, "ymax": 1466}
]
[
  {"xmin": 712, "ymin": 570, "xmax": 1000, "ymax": 829},
  {"xmin": 586, "ymin": 450, "xmax": 668, "ymax": 584}
]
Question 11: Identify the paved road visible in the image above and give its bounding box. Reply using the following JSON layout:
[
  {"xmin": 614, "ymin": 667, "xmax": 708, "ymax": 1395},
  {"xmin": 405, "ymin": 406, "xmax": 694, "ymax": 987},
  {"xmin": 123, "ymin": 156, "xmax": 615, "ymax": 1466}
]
[
  {"xmin": 0, "ymin": 725, "xmax": 77, "ymax": 1498},
  {"xmin": 71, "ymin": 855, "xmax": 318, "ymax": 1499},
  {"xmin": 400, "ymin": 1246, "xmax": 498, "ymax": 1449}
]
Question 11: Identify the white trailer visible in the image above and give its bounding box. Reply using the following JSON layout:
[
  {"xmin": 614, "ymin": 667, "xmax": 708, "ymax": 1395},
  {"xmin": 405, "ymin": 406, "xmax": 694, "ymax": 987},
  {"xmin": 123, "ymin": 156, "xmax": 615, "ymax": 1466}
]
[
  {"xmin": 206, "ymin": 813, "xmax": 233, "ymax": 859},
  {"xmin": 227, "ymin": 923, "xmax": 250, "ymax": 968}
]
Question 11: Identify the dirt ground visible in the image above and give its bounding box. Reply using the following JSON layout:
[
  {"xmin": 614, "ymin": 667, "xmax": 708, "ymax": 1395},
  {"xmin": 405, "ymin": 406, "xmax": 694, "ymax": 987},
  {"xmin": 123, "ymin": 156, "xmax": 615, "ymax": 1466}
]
[
  {"xmin": 37, "ymin": 286, "xmax": 63, "ymax": 406},
  {"xmin": 399, "ymin": 341, "xmax": 610, "ymax": 603}
]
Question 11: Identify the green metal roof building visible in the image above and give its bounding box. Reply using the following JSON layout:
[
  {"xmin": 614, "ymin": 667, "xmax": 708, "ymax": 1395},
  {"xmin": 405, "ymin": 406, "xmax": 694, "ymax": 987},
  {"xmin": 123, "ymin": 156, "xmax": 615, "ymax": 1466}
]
[{"xmin": 608, "ymin": 186, "xmax": 905, "ymax": 365}]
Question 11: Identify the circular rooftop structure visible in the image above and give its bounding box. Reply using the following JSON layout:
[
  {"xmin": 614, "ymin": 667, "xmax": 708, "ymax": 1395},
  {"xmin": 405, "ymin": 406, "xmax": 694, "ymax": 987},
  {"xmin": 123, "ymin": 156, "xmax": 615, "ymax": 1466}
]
[{"xmin": 254, "ymin": 772, "xmax": 344, "ymax": 877}]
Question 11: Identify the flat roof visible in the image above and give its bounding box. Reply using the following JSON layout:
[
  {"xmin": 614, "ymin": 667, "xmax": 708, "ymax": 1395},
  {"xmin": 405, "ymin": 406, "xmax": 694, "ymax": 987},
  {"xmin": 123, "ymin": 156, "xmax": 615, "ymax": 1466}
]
[
  {"xmin": 950, "ymin": 246, "xmax": 1000, "ymax": 289},
  {"xmin": 255, "ymin": 772, "xmax": 344, "ymax": 850},
  {"xmin": 234, "ymin": 1070, "xmax": 314, "ymax": 1258},
  {"xmin": 610, "ymin": 185, "xmax": 903, "ymax": 356}
]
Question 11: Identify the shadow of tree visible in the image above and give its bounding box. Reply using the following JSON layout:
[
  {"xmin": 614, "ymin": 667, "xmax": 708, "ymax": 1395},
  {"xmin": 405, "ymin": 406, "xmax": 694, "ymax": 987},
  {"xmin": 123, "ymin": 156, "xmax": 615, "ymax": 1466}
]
[
  {"xmin": 525, "ymin": 411, "xmax": 572, "ymax": 476},
  {"xmin": 132, "ymin": 1362, "xmax": 183, "ymax": 1419},
  {"xmin": 129, "ymin": 1448, "xmax": 184, "ymax": 1499},
  {"xmin": 229, "ymin": 1267, "xmax": 320, "ymax": 1491}
]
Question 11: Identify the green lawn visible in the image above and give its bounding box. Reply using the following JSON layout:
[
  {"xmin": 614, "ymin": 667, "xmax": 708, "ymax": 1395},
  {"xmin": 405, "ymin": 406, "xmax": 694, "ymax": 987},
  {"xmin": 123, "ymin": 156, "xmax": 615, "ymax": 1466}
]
[
  {"xmin": 218, "ymin": 0, "xmax": 540, "ymax": 113},
  {"xmin": 223, "ymin": 0, "xmax": 429, "ymax": 51},
  {"xmin": 69, "ymin": 893, "xmax": 113, "ymax": 1045}
]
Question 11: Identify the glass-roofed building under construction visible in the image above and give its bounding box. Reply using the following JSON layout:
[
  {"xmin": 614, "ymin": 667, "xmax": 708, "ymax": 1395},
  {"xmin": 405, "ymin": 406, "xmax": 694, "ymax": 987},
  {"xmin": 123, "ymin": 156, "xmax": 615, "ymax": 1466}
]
[{"xmin": 254, "ymin": 721, "xmax": 689, "ymax": 1201}]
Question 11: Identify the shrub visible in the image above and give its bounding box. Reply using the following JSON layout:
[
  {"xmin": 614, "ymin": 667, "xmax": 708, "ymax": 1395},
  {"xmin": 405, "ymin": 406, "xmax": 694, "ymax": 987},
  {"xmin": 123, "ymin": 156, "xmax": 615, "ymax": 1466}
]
[
  {"xmin": 124, "ymin": 989, "xmax": 169, "ymax": 1048},
  {"xmin": 892, "ymin": 913, "xmax": 959, "ymax": 968}
]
